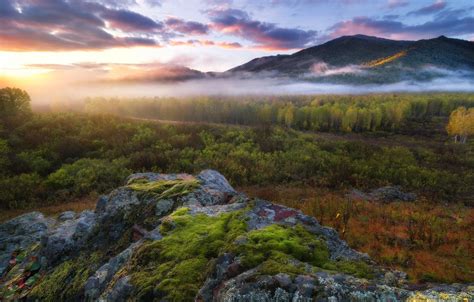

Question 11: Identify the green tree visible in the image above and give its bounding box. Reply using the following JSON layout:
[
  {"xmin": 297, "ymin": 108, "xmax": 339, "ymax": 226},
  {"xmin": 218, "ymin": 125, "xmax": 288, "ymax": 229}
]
[
  {"xmin": 0, "ymin": 87, "xmax": 32, "ymax": 126},
  {"xmin": 284, "ymin": 105, "xmax": 295, "ymax": 127},
  {"xmin": 0, "ymin": 138, "xmax": 9, "ymax": 174},
  {"xmin": 341, "ymin": 107, "xmax": 358, "ymax": 132}
]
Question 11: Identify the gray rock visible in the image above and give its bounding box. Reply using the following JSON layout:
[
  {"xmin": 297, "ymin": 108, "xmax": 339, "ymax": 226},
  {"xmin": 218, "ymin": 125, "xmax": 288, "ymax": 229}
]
[
  {"xmin": 187, "ymin": 200, "xmax": 247, "ymax": 216},
  {"xmin": 0, "ymin": 212, "xmax": 52, "ymax": 274},
  {"xmin": 383, "ymin": 272, "xmax": 398, "ymax": 286},
  {"xmin": 102, "ymin": 276, "xmax": 133, "ymax": 302},
  {"xmin": 92, "ymin": 189, "xmax": 145, "ymax": 246},
  {"xmin": 192, "ymin": 169, "xmax": 237, "ymax": 206},
  {"xmin": 41, "ymin": 210, "xmax": 96, "ymax": 265},
  {"xmin": 370, "ymin": 186, "xmax": 416, "ymax": 202},
  {"xmin": 85, "ymin": 241, "xmax": 140, "ymax": 300},
  {"xmin": 58, "ymin": 211, "xmax": 76, "ymax": 221},
  {"xmin": 348, "ymin": 186, "xmax": 416, "ymax": 203},
  {"xmin": 198, "ymin": 253, "xmax": 236, "ymax": 301},
  {"xmin": 155, "ymin": 198, "xmax": 174, "ymax": 217},
  {"xmin": 274, "ymin": 273, "xmax": 292, "ymax": 289},
  {"xmin": 95, "ymin": 188, "xmax": 141, "ymax": 218}
]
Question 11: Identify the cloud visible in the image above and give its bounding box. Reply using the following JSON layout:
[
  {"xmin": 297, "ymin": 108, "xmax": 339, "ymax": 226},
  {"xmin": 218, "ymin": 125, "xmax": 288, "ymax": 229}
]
[
  {"xmin": 208, "ymin": 8, "xmax": 317, "ymax": 49},
  {"xmin": 101, "ymin": 9, "xmax": 163, "ymax": 31},
  {"xmin": 95, "ymin": 0, "xmax": 139, "ymax": 8},
  {"xmin": 165, "ymin": 17, "xmax": 209, "ymax": 35},
  {"xmin": 145, "ymin": 0, "xmax": 163, "ymax": 7},
  {"xmin": 169, "ymin": 39, "xmax": 242, "ymax": 48},
  {"xmin": 310, "ymin": 62, "xmax": 365, "ymax": 76},
  {"xmin": 0, "ymin": 0, "xmax": 162, "ymax": 51},
  {"xmin": 387, "ymin": 0, "xmax": 408, "ymax": 9},
  {"xmin": 383, "ymin": 14, "xmax": 399, "ymax": 20},
  {"xmin": 408, "ymin": 0, "xmax": 446, "ymax": 16},
  {"xmin": 325, "ymin": 14, "xmax": 474, "ymax": 41}
]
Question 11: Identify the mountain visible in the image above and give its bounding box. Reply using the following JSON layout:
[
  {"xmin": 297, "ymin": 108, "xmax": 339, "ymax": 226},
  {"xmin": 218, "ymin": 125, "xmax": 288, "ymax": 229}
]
[
  {"xmin": 0, "ymin": 170, "xmax": 471, "ymax": 301},
  {"xmin": 228, "ymin": 35, "xmax": 474, "ymax": 84},
  {"xmin": 111, "ymin": 64, "xmax": 206, "ymax": 83}
]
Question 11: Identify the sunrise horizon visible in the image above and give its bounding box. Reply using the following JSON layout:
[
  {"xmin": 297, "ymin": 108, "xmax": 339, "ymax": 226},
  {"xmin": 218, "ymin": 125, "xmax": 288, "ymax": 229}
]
[{"xmin": 1, "ymin": 0, "xmax": 473, "ymax": 85}]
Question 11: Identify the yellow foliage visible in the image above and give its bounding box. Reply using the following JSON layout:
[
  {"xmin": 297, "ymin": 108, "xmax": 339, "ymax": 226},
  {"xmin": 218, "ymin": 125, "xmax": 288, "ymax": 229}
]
[
  {"xmin": 364, "ymin": 51, "xmax": 407, "ymax": 68},
  {"xmin": 446, "ymin": 107, "xmax": 474, "ymax": 143}
]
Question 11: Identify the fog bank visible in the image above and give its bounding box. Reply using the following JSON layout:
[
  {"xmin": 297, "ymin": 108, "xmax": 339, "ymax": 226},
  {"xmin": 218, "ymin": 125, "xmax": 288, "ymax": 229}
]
[{"xmin": 2, "ymin": 75, "xmax": 474, "ymax": 106}]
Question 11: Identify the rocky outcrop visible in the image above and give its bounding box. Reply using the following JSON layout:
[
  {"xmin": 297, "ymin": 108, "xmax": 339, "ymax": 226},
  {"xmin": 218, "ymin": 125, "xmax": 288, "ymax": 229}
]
[
  {"xmin": 0, "ymin": 212, "xmax": 53, "ymax": 276},
  {"xmin": 0, "ymin": 170, "xmax": 472, "ymax": 301}
]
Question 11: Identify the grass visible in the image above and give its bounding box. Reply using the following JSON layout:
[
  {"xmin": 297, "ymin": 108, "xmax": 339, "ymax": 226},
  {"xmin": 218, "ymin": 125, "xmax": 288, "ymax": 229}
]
[
  {"xmin": 127, "ymin": 178, "xmax": 201, "ymax": 200},
  {"xmin": 241, "ymin": 185, "xmax": 474, "ymax": 283},
  {"xmin": 28, "ymin": 252, "xmax": 103, "ymax": 301}
]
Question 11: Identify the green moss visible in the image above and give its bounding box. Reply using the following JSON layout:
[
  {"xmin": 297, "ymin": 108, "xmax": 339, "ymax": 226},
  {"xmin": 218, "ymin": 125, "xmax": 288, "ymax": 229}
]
[
  {"xmin": 128, "ymin": 209, "xmax": 373, "ymax": 301},
  {"xmin": 129, "ymin": 208, "xmax": 247, "ymax": 301},
  {"xmin": 127, "ymin": 178, "xmax": 200, "ymax": 200},
  {"xmin": 323, "ymin": 260, "xmax": 374, "ymax": 279},
  {"xmin": 258, "ymin": 251, "xmax": 307, "ymax": 276},
  {"xmin": 170, "ymin": 206, "xmax": 190, "ymax": 217},
  {"xmin": 29, "ymin": 252, "xmax": 103, "ymax": 301},
  {"xmin": 235, "ymin": 224, "xmax": 330, "ymax": 269}
]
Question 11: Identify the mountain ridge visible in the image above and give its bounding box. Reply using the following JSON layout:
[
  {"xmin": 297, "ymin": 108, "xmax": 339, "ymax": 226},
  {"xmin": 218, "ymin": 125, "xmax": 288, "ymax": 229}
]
[{"xmin": 226, "ymin": 35, "xmax": 474, "ymax": 84}]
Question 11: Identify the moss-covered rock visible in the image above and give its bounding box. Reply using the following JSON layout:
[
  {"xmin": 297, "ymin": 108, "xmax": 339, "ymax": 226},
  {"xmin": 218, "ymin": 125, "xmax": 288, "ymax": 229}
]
[
  {"xmin": 128, "ymin": 208, "xmax": 247, "ymax": 301},
  {"xmin": 29, "ymin": 252, "xmax": 103, "ymax": 301},
  {"xmin": 1, "ymin": 170, "xmax": 472, "ymax": 302},
  {"xmin": 126, "ymin": 207, "xmax": 376, "ymax": 301},
  {"xmin": 127, "ymin": 178, "xmax": 200, "ymax": 201}
]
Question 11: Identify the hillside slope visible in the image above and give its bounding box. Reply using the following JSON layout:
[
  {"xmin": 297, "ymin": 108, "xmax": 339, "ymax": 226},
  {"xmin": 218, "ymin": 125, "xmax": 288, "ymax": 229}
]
[
  {"xmin": 228, "ymin": 35, "xmax": 474, "ymax": 83},
  {"xmin": 1, "ymin": 170, "xmax": 472, "ymax": 301}
]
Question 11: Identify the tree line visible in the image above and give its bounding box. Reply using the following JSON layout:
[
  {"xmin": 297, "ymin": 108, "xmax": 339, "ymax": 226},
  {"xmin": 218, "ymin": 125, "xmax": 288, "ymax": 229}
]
[{"xmin": 84, "ymin": 94, "xmax": 474, "ymax": 132}]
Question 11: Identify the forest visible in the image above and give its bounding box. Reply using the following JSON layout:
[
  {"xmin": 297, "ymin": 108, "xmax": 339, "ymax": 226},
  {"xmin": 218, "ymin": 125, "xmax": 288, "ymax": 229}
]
[
  {"xmin": 1, "ymin": 87, "xmax": 473, "ymax": 283},
  {"xmin": 83, "ymin": 93, "xmax": 474, "ymax": 132}
]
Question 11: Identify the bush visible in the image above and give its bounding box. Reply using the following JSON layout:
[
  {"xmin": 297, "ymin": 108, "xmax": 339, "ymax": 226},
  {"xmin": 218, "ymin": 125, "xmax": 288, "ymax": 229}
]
[
  {"xmin": 0, "ymin": 173, "xmax": 43, "ymax": 209},
  {"xmin": 45, "ymin": 158, "xmax": 131, "ymax": 197}
]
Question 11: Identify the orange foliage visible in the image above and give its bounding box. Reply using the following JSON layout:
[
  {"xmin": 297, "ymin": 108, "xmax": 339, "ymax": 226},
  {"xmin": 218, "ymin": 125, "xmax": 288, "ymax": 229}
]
[{"xmin": 241, "ymin": 185, "xmax": 474, "ymax": 283}]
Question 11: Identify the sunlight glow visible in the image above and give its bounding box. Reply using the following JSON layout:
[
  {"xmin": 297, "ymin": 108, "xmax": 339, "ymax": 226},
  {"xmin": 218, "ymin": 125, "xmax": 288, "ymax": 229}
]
[{"xmin": 1, "ymin": 68, "xmax": 52, "ymax": 78}]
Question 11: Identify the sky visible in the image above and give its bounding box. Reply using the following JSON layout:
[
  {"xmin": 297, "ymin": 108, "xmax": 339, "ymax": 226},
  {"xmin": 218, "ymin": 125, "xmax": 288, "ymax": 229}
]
[{"xmin": 0, "ymin": 0, "xmax": 473, "ymax": 83}]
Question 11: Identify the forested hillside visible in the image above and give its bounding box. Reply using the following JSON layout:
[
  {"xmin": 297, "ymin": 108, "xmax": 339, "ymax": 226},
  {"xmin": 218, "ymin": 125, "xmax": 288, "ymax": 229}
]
[{"xmin": 227, "ymin": 35, "xmax": 474, "ymax": 84}]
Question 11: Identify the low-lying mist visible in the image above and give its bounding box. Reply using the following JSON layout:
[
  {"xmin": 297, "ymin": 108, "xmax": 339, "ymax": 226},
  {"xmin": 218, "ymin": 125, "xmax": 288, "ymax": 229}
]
[{"xmin": 2, "ymin": 71, "xmax": 474, "ymax": 106}]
